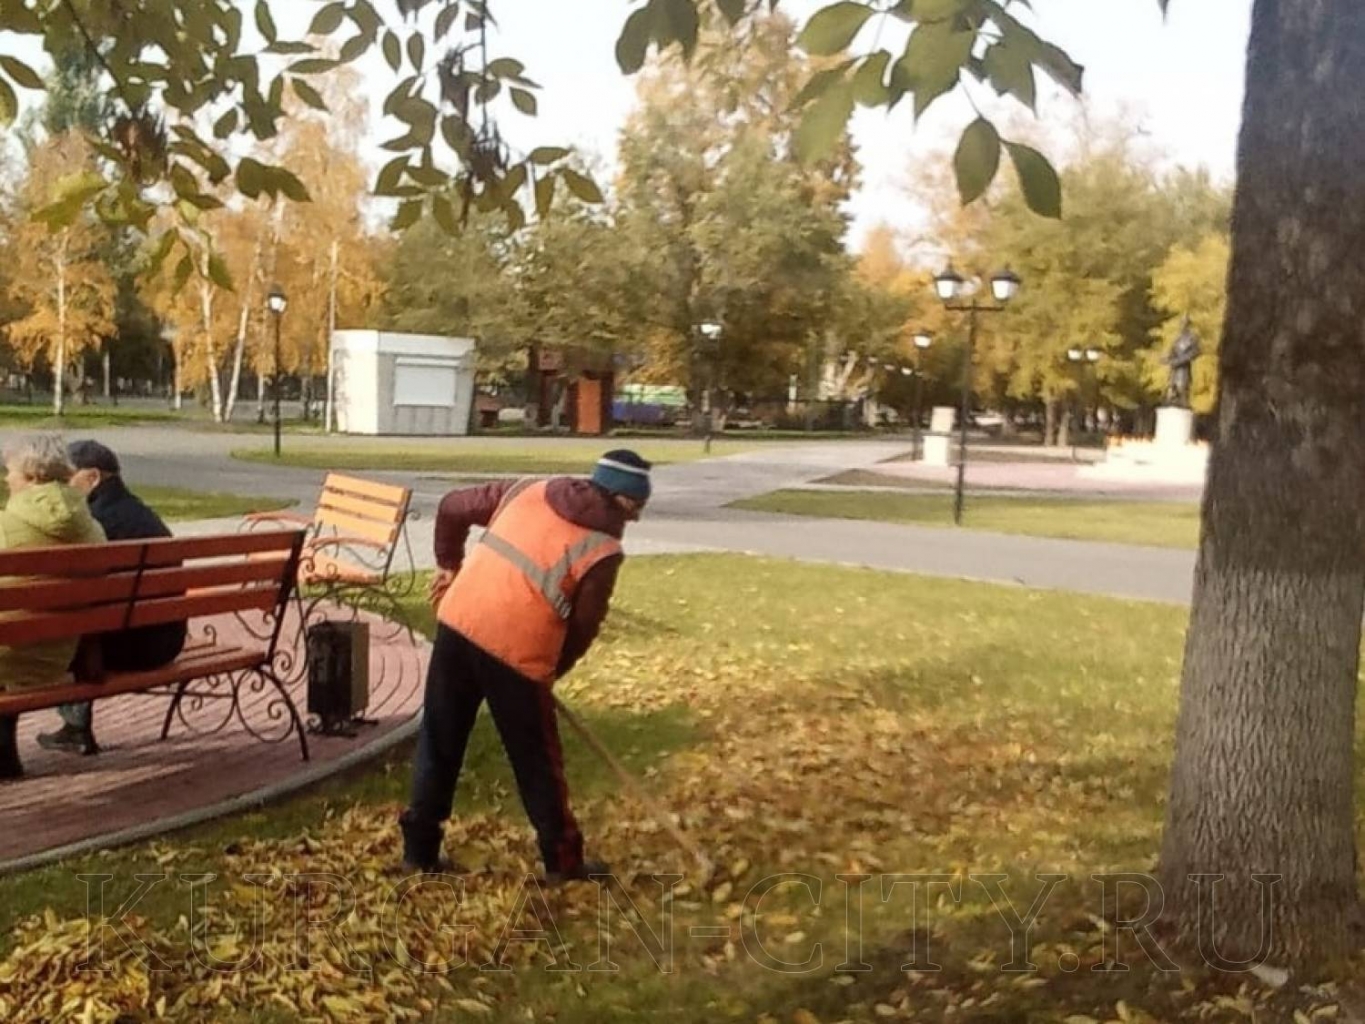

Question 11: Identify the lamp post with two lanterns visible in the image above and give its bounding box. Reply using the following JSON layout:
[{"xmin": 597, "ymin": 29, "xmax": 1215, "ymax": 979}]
[
  {"xmin": 933, "ymin": 265, "xmax": 1021, "ymax": 525},
  {"xmin": 1066, "ymin": 346, "xmax": 1103, "ymax": 461},
  {"xmin": 694, "ymin": 321, "xmax": 723, "ymax": 454},
  {"xmin": 910, "ymin": 332, "xmax": 932, "ymax": 460},
  {"xmin": 267, "ymin": 285, "xmax": 288, "ymax": 459}
]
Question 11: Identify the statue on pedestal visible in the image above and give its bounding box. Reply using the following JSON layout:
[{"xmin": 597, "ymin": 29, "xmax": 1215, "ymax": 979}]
[{"xmin": 1162, "ymin": 316, "xmax": 1201, "ymax": 409}]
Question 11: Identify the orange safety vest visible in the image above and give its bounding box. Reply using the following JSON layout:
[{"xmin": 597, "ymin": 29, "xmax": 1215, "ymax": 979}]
[{"xmin": 437, "ymin": 479, "xmax": 623, "ymax": 683}]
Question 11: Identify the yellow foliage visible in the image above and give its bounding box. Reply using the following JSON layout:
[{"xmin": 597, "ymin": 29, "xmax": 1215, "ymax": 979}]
[{"xmin": 5, "ymin": 134, "xmax": 116, "ymax": 396}]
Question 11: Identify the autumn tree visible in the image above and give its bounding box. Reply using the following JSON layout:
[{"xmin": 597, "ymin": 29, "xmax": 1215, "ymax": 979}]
[
  {"xmin": 381, "ymin": 214, "xmax": 520, "ymax": 360},
  {"xmin": 5, "ymin": 134, "xmax": 116, "ymax": 414},
  {"xmin": 945, "ymin": 121, "xmax": 1231, "ymax": 442},
  {"xmin": 827, "ymin": 225, "xmax": 940, "ymax": 420},
  {"xmin": 268, "ymin": 70, "xmax": 383, "ymax": 426},
  {"xmin": 616, "ymin": 11, "xmax": 856, "ymax": 420},
  {"xmin": 510, "ymin": 192, "xmax": 636, "ymax": 366}
]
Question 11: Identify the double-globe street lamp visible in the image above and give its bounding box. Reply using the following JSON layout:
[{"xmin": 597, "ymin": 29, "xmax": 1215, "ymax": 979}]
[
  {"xmin": 267, "ymin": 285, "xmax": 288, "ymax": 459},
  {"xmin": 910, "ymin": 331, "xmax": 932, "ymax": 460},
  {"xmin": 694, "ymin": 321, "xmax": 723, "ymax": 454},
  {"xmin": 864, "ymin": 335, "xmax": 931, "ymax": 445},
  {"xmin": 934, "ymin": 265, "xmax": 1021, "ymax": 525},
  {"xmin": 1066, "ymin": 346, "xmax": 1103, "ymax": 462}
]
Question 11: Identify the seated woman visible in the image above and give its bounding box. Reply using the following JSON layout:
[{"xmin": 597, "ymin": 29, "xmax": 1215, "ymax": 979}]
[{"xmin": 0, "ymin": 434, "xmax": 106, "ymax": 779}]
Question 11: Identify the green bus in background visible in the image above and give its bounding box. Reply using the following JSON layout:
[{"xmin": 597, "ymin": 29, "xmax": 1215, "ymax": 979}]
[{"xmin": 613, "ymin": 384, "xmax": 688, "ymax": 426}]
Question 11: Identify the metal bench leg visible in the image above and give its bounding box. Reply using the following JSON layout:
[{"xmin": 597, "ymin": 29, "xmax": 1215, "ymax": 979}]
[
  {"xmin": 160, "ymin": 679, "xmax": 194, "ymax": 741},
  {"xmin": 256, "ymin": 666, "xmax": 311, "ymax": 761}
]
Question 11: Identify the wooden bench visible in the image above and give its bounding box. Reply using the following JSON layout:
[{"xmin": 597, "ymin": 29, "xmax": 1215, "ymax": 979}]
[
  {"xmin": 0, "ymin": 530, "xmax": 311, "ymax": 761},
  {"xmin": 243, "ymin": 473, "xmax": 416, "ymax": 635}
]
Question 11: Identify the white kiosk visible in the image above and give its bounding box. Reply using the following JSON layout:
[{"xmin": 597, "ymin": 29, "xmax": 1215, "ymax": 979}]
[{"xmin": 329, "ymin": 331, "xmax": 477, "ymax": 436}]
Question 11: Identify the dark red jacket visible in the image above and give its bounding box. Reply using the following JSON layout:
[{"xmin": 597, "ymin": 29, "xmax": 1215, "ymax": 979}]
[{"xmin": 434, "ymin": 477, "xmax": 628, "ymax": 678}]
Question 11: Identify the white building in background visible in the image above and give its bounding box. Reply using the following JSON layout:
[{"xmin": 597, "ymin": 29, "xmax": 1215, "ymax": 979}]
[{"xmin": 329, "ymin": 331, "xmax": 477, "ymax": 436}]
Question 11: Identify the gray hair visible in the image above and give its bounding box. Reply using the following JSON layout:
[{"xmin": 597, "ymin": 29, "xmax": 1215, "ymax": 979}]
[{"xmin": 3, "ymin": 433, "xmax": 74, "ymax": 485}]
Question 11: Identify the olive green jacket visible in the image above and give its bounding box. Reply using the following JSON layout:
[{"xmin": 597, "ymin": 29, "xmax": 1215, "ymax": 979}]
[{"xmin": 0, "ymin": 482, "xmax": 106, "ymax": 691}]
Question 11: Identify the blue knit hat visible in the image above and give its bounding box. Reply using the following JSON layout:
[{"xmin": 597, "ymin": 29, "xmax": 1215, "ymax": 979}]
[{"xmin": 591, "ymin": 449, "xmax": 652, "ymax": 502}]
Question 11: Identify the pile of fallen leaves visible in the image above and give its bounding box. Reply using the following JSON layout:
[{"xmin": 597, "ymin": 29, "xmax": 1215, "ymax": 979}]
[{"xmin": 2, "ymin": 558, "xmax": 1363, "ymax": 1022}]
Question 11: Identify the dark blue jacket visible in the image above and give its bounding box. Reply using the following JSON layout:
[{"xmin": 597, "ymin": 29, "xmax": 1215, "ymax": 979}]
[{"xmin": 87, "ymin": 478, "xmax": 187, "ymax": 671}]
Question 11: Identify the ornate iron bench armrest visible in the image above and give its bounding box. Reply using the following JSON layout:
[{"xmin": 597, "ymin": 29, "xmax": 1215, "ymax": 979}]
[
  {"xmin": 243, "ymin": 511, "xmax": 314, "ymax": 529},
  {"xmin": 308, "ymin": 535, "xmax": 389, "ymax": 553}
]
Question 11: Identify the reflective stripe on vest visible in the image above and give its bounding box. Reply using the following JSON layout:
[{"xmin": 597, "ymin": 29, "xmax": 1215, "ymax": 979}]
[
  {"xmin": 478, "ymin": 529, "xmax": 616, "ymax": 620},
  {"xmin": 492, "ymin": 477, "xmax": 538, "ymax": 519},
  {"xmin": 437, "ymin": 480, "xmax": 624, "ymax": 682}
]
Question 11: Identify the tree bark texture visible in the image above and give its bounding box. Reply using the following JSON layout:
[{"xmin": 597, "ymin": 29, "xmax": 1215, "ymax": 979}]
[{"xmin": 1160, "ymin": 0, "xmax": 1365, "ymax": 965}]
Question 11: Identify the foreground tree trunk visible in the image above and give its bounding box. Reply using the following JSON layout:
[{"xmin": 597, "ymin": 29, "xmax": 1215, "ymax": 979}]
[{"xmin": 1159, "ymin": 0, "xmax": 1365, "ymax": 965}]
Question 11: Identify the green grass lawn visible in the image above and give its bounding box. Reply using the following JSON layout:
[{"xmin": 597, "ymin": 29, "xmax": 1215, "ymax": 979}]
[
  {"xmin": 733, "ymin": 488, "xmax": 1202, "ymax": 548},
  {"xmin": 1, "ymin": 555, "xmax": 1359, "ymax": 1022},
  {"xmin": 0, "ymin": 481, "xmax": 292, "ymax": 522},
  {"xmin": 134, "ymin": 485, "xmax": 294, "ymax": 521},
  {"xmin": 231, "ymin": 437, "xmax": 758, "ymax": 474},
  {"xmin": 0, "ymin": 403, "xmax": 181, "ymax": 428}
]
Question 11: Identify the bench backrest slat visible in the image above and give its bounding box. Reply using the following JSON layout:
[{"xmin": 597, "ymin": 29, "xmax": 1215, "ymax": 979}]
[
  {"xmin": 0, "ymin": 539, "xmax": 148, "ymax": 577},
  {"xmin": 135, "ymin": 531, "xmax": 302, "ymax": 566},
  {"xmin": 311, "ymin": 473, "xmax": 410, "ymax": 546},
  {"xmin": 0, "ymin": 531, "xmax": 303, "ymax": 648},
  {"xmin": 317, "ymin": 489, "xmax": 405, "ymax": 526},
  {"xmin": 7, "ymin": 586, "xmax": 277, "ymax": 646},
  {"xmin": 0, "ymin": 555, "xmax": 291, "ymax": 614},
  {"xmin": 0, "ymin": 574, "xmax": 137, "ymax": 614},
  {"xmin": 323, "ymin": 472, "xmax": 410, "ymax": 506},
  {"xmin": 313, "ymin": 506, "xmax": 399, "ymax": 546},
  {"xmin": 125, "ymin": 586, "xmax": 279, "ymax": 631}
]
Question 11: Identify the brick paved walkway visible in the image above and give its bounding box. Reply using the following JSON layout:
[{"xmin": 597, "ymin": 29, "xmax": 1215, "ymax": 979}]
[{"xmin": 0, "ymin": 604, "xmax": 428, "ymax": 870}]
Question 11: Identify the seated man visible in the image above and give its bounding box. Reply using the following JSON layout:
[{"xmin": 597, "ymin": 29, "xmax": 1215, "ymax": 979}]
[
  {"xmin": 0, "ymin": 435, "xmax": 106, "ymax": 778},
  {"xmin": 37, "ymin": 441, "xmax": 187, "ymax": 757}
]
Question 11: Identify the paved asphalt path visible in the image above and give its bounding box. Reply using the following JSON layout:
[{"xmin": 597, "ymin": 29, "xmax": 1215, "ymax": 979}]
[{"xmin": 3, "ymin": 426, "xmax": 1198, "ymax": 607}]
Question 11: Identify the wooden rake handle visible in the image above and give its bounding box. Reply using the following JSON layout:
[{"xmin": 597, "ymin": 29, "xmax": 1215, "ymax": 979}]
[{"xmin": 553, "ymin": 694, "xmax": 712, "ymax": 877}]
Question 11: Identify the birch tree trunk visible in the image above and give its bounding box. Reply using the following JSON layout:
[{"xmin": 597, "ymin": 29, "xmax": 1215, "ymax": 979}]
[
  {"xmin": 324, "ymin": 238, "xmax": 339, "ymax": 433},
  {"xmin": 53, "ymin": 251, "xmax": 67, "ymax": 417},
  {"xmin": 223, "ymin": 228, "xmax": 265, "ymax": 423},
  {"xmin": 199, "ymin": 273, "xmax": 222, "ymax": 424}
]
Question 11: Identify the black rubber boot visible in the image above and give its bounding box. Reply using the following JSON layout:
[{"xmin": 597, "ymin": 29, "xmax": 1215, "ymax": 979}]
[
  {"xmin": 398, "ymin": 809, "xmax": 450, "ymax": 873},
  {"xmin": 0, "ymin": 716, "xmax": 23, "ymax": 780},
  {"xmin": 37, "ymin": 723, "xmax": 100, "ymax": 756}
]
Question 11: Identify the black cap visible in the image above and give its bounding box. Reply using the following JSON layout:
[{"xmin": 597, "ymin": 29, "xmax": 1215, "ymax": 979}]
[{"xmin": 68, "ymin": 440, "xmax": 121, "ymax": 475}]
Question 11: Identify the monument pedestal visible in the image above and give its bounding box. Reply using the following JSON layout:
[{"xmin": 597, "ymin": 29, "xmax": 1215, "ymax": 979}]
[
  {"xmin": 1080, "ymin": 406, "xmax": 1207, "ymax": 485},
  {"xmin": 929, "ymin": 406, "xmax": 956, "ymax": 434},
  {"xmin": 1155, "ymin": 406, "xmax": 1195, "ymax": 448},
  {"xmin": 921, "ymin": 433, "xmax": 952, "ymax": 467},
  {"xmin": 915, "ymin": 407, "xmax": 957, "ymax": 466}
]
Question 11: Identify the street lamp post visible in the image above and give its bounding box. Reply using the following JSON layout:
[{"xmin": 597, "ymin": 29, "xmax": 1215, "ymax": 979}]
[
  {"xmin": 267, "ymin": 285, "xmax": 288, "ymax": 458},
  {"xmin": 911, "ymin": 332, "xmax": 932, "ymax": 460},
  {"xmin": 1065, "ymin": 346, "xmax": 1103, "ymax": 462},
  {"xmin": 695, "ymin": 321, "xmax": 723, "ymax": 454},
  {"xmin": 935, "ymin": 265, "xmax": 1020, "ymax": 525},
  {"xmin": 866, "ymin": 356, "xmax": 880, "ymax": 430}
]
